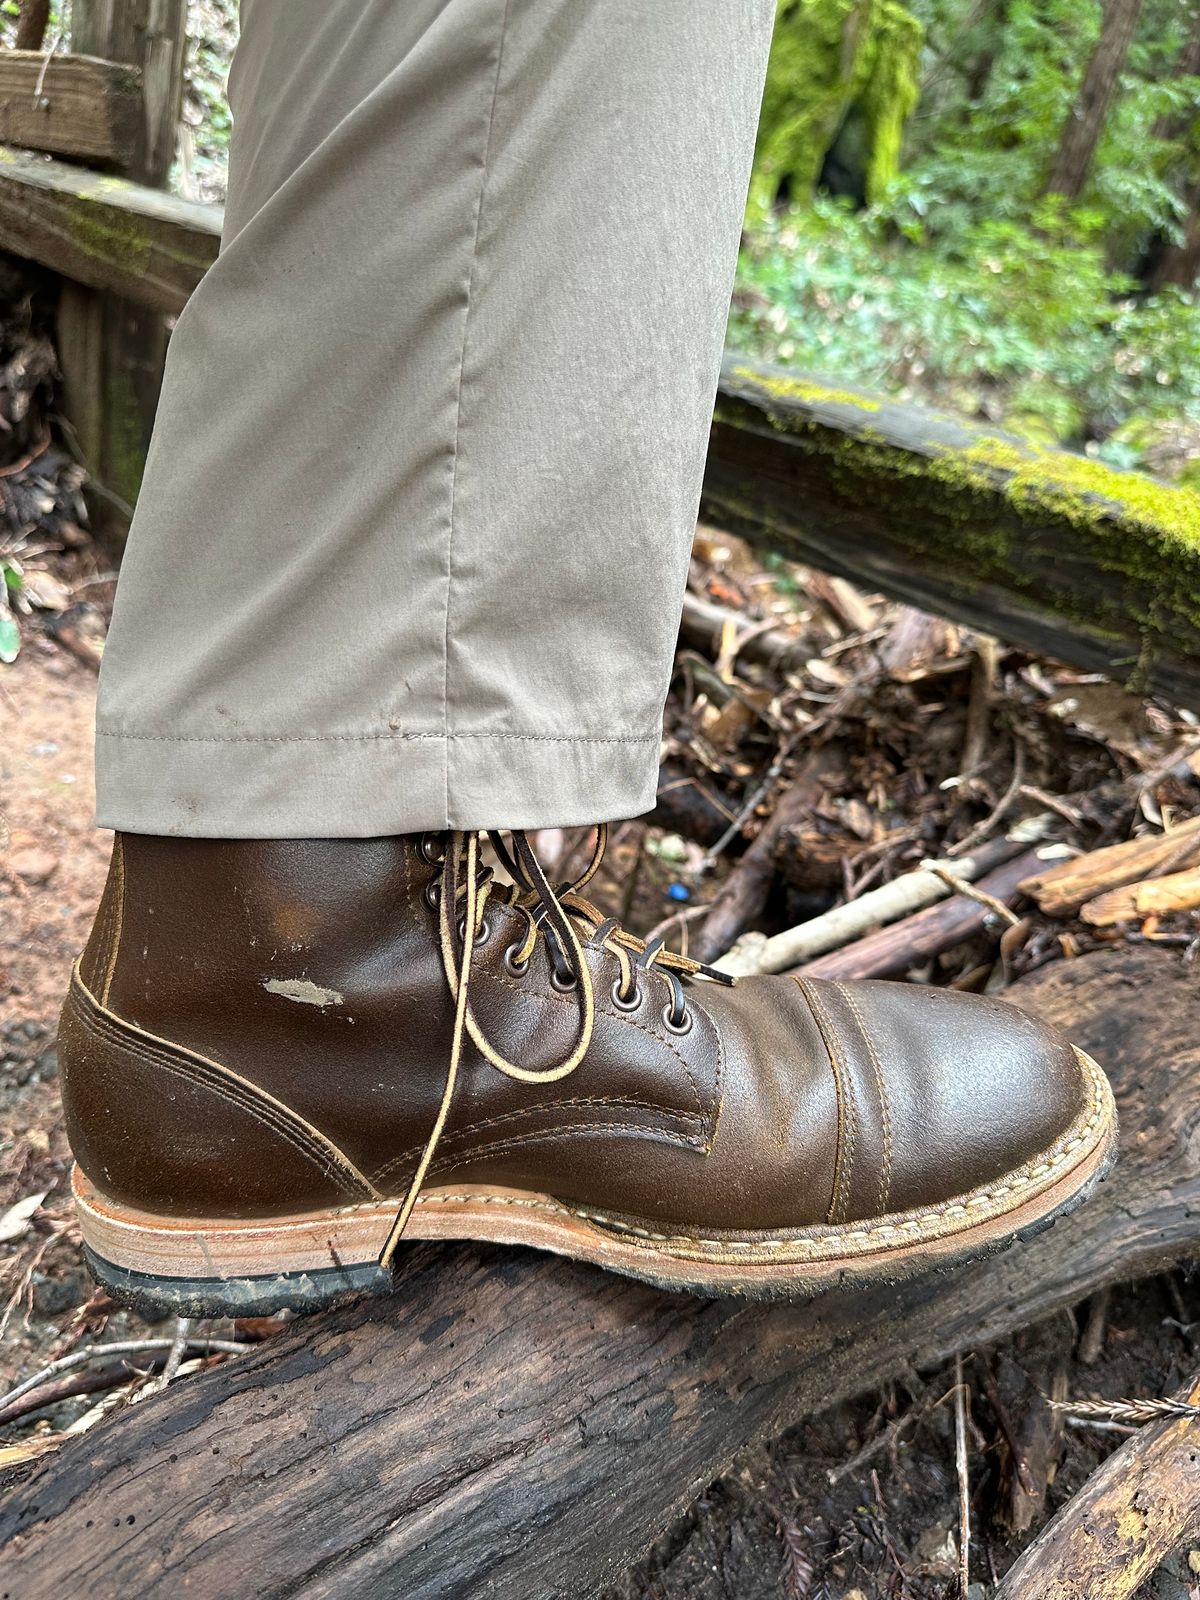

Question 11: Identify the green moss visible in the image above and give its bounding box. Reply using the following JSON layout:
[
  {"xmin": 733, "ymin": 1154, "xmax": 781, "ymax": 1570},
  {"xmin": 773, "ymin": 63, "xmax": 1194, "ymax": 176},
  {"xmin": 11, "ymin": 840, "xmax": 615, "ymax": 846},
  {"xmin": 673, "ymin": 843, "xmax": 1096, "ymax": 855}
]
[
  {"xmin": 748, "ymin": 0, "xmax": 922, "ymax": 222},
  {"xmin": 65, "ymin": 193, "xmax": 152, "ymax": 273},
  {"xmin": 927, "ymin": 437, "xmax": 1200, "ymax": 558},
  {"xmin": 713, "ymin": 370, "xmax": 1200, "ymax": 670},
  {"xmin": 858, "ymin": 1, "xmax": 921, "ymax": 204},
  {"xmin": 730, "ymin": 364, "xmax": 882, "ymax": 412}
]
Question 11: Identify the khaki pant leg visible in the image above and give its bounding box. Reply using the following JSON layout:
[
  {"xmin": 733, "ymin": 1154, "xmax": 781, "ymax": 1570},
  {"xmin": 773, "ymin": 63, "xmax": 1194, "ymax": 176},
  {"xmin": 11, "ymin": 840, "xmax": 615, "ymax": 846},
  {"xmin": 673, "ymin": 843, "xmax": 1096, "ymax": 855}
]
[{"xmin": 95, "ymin": 0, "xmax": 774, "ymax": 836}]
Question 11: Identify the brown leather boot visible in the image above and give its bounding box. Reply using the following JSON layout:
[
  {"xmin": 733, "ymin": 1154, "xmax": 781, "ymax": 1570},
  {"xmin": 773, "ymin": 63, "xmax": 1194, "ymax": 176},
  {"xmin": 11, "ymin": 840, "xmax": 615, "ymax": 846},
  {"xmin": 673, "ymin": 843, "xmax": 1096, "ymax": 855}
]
[{"xmin": 59, "ymin": 829, "xmax": 1116, "ymax": 1315}]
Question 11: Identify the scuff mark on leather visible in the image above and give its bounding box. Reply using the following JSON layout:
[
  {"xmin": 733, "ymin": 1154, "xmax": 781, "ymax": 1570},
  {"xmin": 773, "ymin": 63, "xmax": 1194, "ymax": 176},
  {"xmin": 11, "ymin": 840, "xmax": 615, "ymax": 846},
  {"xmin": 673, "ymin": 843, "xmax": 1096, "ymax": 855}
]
[{"xmin": 263, "ymin": 978, "xmax": 344, "ymax": 1009}]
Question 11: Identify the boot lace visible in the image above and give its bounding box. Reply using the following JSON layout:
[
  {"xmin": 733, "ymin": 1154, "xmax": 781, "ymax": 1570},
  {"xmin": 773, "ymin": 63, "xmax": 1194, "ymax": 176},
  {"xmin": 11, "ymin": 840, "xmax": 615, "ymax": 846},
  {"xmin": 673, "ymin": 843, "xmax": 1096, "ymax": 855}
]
[{"xmin": 377, "ymin": 826, "xmax": 733, "ymax": 1268}]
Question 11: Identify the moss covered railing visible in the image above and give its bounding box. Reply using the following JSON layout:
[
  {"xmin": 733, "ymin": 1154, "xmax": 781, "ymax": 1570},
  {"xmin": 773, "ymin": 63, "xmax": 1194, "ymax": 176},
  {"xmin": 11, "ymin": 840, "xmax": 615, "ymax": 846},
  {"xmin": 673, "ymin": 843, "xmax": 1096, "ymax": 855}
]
[
  {"xmin": 704, "ymin": 359, "xmax": 1200, "ymax": 708},
  {"xmin": 0, "ymin": 145, "xmax": 220, "ymax": 315}
]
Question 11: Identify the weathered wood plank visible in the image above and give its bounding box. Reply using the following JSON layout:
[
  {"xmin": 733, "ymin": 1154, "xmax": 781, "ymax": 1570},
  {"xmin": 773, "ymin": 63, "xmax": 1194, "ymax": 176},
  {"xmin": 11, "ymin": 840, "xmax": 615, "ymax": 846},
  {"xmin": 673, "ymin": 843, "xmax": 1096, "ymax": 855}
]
[
  {"xmin": 71, "ymin": 0, "xmax": 186, "ymax": 187},
  {"xmin": 0, "ymin": 945, "xmax": 1195, "ymax": 1599},
  {"xmin": 702, "ymin": 359, "xmax": 1200, "ymax": 708},
  {"xmin": 57, "ymin": 0, "xmax": 189, "ymax": 526},
  {"xmin": 0, "ymin": 145, "xmax": 220, "ymax": 314},
  {"xmin": 0, "ymin": 52, "xmax": 141, "ymax": 167}
]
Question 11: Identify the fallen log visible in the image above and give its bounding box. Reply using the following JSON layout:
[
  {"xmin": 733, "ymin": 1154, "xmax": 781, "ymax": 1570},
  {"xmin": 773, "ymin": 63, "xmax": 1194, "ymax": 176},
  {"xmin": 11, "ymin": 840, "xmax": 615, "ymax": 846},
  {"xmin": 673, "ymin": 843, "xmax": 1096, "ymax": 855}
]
[
  {"xmin": 702, "ymin": 358, "xmax": 1200, "ymax": 709},
  {"xmin": 0, "ymin": 944, "xmax": 1196, "ymax": 1599},
  {"xmin": 794, "ymin": 846, "xmax": 1043, "ymax": 980},
  {"xmin": 995, "ymin": 1374, "xmax": 1200, "ymax": 1599}
]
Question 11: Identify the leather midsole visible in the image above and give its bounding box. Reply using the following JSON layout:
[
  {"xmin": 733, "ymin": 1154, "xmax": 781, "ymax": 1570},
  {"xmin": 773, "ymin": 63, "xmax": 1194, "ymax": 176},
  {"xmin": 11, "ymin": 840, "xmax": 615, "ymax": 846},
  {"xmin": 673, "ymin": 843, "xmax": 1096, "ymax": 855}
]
[{"xmin": 72, "ymin": 1048, "xmax": 1116, "ymax": 1285}]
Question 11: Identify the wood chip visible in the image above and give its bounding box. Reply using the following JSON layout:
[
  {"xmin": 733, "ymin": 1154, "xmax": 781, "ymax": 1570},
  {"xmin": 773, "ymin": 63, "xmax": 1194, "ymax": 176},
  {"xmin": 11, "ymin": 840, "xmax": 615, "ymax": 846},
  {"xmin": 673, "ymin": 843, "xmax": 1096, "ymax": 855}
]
[{"xmin": 1081, "ymin": 864, "xmax": 1200, "ymax": 926}]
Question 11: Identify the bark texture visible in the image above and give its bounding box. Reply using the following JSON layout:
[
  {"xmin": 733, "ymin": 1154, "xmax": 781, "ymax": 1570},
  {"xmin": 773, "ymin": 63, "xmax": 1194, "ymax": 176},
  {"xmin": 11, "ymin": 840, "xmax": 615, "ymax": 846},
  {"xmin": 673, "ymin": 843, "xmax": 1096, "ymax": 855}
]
[
  {"xmin": 702, "ymin": 359, "xmax": 1200, "ymax": 709},
  {"xmin": 995, "ymin": 1375, "xmax": 1200, "ymax": 1598}
]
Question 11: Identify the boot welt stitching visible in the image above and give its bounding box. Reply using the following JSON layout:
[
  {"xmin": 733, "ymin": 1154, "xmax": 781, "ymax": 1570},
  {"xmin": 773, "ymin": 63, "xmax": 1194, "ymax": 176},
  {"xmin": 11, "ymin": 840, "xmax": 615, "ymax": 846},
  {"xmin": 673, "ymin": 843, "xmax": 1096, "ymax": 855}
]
[
  {"xmin": 389, "ymin": 1050, "xmax": 1104, "ymax": 1257},
  {"xmin": 82, "ymin": 1057, "xmax": 1107, "ymax": 1263},
  {"xmin": 551, "ymin": 1052, "xmax": 1109, "ymax": 1255}
]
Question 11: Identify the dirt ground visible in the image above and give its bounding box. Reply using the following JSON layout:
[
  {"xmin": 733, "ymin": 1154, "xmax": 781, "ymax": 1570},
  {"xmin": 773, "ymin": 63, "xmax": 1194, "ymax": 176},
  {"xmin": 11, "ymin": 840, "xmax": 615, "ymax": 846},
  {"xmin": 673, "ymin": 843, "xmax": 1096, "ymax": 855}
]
[{"xmin": 1, "ymin": 638, "xmax": 1198, "ymax": 1597}]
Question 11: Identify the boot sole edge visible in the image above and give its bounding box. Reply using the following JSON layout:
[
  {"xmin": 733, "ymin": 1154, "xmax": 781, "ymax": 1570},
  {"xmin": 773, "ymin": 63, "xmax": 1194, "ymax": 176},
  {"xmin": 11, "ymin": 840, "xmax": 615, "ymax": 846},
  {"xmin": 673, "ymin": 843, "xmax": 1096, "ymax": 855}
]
[{"xmin": 73, "ymin": 1047, "xmax": 1116, "ymax": 1316}]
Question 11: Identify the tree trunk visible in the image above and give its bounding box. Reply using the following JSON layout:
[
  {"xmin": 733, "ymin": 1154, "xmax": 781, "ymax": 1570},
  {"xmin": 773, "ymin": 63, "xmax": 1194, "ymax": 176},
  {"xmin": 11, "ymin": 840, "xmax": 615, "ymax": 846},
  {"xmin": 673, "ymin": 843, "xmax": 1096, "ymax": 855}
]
[
  {"xmin": 1144, "ymin": 6, "xmax": 1200, "ymax": 290},
  {"xmin": 1146, "ymin": 180, "xmax": 1200, "ymax": 290},
  {"xmin": 14, "ymin": 0, "xmax": 50, "ymax": 51},
  {"xmin": 0, "ymin": 945, "xmax": 1197, "ymax": 1599},
  {"xmin": 1046, "ymin": 0, "xmax": 1146, "ymax": 201}
]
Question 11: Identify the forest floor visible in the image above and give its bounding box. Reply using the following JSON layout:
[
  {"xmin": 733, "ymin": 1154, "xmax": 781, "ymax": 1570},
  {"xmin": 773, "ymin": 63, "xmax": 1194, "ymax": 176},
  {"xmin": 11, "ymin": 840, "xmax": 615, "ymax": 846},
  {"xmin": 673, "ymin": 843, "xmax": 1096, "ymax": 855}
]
[{"xmin": 2, "ymin": 530, "xmax": 1199, "ymax": 1595}]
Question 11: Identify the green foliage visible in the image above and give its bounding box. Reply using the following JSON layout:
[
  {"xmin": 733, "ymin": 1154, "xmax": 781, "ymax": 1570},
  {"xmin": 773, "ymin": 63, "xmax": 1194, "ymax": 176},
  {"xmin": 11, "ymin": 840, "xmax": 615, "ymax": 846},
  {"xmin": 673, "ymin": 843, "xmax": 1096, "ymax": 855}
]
[
  {"xmin": 742, "ymin": 0, "xmax": 1200, "ymax": 468},
  {"xmin": 733, "ymin": 199, "xmax": 1200, "ymax": 465},
  {"xmin": 174, "ymin": 0, "xmax": 240, "ymax": 205},
  {"xmin": 0, "ymin": 561, "xmax": 21, "ymax": 665}
]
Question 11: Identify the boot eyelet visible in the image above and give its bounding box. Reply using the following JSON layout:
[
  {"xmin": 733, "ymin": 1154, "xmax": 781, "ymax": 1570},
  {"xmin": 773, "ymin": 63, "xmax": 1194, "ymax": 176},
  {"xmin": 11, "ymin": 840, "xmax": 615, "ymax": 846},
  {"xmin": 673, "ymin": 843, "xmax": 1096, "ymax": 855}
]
[
  {"xmin": 503, "ymin": 944, "xmax": 529, "ymax": 978},
  {"xmin": 419, "ymin": 834, "xmax": 444, "ymax": 864},
  {"xmin": 550, "ymin": 968, "xmax": 578, "ymax": 993},
  {"xmin": 610, "ymin": 978, "xmax": 641, "ymax": 1012},
  {"xmin": 661, "ymin": 1002, "xmax": 692, "ymax": 1037},
  {"xmin": 457, "ymin": 912, "xmax": 487, "ymax": 945},
  {"xmin": 424, "ymin": 879, "xmax": 441, "ymax": 911}
]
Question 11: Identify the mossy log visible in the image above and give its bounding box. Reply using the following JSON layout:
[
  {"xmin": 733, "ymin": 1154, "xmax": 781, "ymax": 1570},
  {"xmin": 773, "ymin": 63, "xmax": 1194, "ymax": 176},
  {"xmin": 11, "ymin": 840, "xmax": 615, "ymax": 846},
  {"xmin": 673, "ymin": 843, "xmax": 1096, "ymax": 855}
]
[
  {"xmin": 0, "ymin": 945, "xmax": 1197, "ymax": 1599},
  {"xmin": 0, "ymin": 144, "xmax": 219, "ymax": 316},
  {"xmin": 703, "ymin": 359, "xmax": 1200, "ymax": 709}
]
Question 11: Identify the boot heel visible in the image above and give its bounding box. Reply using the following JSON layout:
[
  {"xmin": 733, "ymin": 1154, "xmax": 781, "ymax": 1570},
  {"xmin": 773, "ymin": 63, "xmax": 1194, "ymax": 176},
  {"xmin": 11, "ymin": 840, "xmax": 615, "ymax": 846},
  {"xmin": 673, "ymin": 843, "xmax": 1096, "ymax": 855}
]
[{"xmin": 72, "ymin": 1166, "xmax": 395, "ymax": 1318}]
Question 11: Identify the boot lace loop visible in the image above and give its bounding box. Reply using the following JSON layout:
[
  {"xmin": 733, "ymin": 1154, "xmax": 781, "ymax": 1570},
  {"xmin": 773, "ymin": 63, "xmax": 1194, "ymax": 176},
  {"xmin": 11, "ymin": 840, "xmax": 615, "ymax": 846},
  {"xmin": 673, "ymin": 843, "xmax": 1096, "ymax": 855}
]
[{"xmin": 378, "ymin": 825, "xmax": 732, "ymax": 1268}]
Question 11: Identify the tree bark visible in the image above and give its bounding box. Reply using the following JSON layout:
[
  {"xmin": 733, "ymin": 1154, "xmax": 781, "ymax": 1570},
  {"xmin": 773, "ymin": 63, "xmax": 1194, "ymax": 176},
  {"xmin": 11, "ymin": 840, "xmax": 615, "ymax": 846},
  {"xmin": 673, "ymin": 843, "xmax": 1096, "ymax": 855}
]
[
  {"xmin": 1046, "ymin": 0, "xmax": 1146, "ymax": 201},
  {"xmin": 1146, "ymin": 182, "xmax": 1200, "ymax": 291},
  {"xmin": 1144, "ymin": 5, "xmax": 1200, "ymax": 290},
  {"xmin": 14, "ymin": 0, "xmax": 50, "ymax": 51},
  {"xmin": 0, "ymin": 945, "xmax": 1196, "ymax": 1599}
]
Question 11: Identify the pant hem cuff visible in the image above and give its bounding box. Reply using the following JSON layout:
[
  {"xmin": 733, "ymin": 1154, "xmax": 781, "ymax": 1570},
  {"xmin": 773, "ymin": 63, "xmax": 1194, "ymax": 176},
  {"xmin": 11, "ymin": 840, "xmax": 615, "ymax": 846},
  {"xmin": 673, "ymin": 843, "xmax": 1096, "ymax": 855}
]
[{"xmin": 94, "ymin": 728, "xmax": 662, "ymax": 837}]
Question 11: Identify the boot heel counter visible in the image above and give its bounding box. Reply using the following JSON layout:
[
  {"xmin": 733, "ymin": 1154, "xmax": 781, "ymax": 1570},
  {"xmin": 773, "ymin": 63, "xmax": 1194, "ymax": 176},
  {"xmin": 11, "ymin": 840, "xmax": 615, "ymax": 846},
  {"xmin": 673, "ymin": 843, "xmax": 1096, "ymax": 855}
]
[
  {"xmin": 77, "ymin": 837, "xmax": 125, "ymax": 1003},
  {"xmin": 58, "ymin": 971, "xmax": 376, "ymax": 1218}
]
